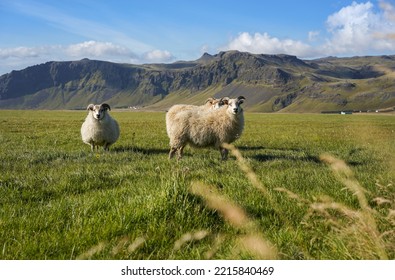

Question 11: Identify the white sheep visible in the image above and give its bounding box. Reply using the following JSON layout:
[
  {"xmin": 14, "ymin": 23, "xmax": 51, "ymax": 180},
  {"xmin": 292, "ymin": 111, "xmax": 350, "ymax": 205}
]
[
  {"xmin": 166, "ymin": 96, "xmax": 245, "ymax": 160},
  {"xmin": 166, "ymin": 97, "xmax": 224, "ymax": 121},
  {"xmin": 166, "ymin": 97, "xmax": 226, "ymax": 140},
  {"xmin": 81, "ymin": 103, "xmax": 120, "ymax": 151}
]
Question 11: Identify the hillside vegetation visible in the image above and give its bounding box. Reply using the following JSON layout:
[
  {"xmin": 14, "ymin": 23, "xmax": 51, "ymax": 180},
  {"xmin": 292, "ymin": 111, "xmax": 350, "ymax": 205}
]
[
  {"xmin": 0, "ymin": 110, "xmax": 394, "ymax": 259},
  {"xmin": 0, "ymin": 51, "xmax": 394, "ymax": 112}
]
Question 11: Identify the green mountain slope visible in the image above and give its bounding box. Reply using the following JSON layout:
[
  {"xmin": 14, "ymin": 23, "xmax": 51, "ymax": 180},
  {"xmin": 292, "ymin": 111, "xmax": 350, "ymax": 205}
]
[{"xmin": 0, "ymin": 51, "xmax": 394, "ymax": 112}]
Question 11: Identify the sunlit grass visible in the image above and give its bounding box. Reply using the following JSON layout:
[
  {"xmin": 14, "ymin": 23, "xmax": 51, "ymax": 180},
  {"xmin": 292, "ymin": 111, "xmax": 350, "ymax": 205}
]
[{"xmin": 0, "ymin": 110, "xmax": 393, "ymax": 259}]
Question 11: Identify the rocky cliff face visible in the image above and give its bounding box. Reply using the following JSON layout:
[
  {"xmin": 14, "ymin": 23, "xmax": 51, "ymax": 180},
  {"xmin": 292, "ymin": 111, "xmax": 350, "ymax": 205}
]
[{"xmin": 0, "ymin": 51, "xmax": 394, "ymax": 112}]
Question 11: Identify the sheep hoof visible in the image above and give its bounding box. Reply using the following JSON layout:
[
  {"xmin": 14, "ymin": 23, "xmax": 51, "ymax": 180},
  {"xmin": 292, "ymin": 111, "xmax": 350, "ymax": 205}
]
[
  {"xmin": 220, "ymin": 148, "xmax": 229, "ymax": 160},
  {"xmin": 169, "ymin": 150, "xmax": 176, "ymax": 159}
]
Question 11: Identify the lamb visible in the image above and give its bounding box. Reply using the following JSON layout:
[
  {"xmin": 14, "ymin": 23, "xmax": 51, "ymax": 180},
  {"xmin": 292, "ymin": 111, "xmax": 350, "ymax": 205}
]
[
  {"xmin": 166, "ymin": 96, "xmax": 245, "ymax": 160},
  {"xmin": 81, "ymin": 103, "xmax": 120, "ymax": 151}
]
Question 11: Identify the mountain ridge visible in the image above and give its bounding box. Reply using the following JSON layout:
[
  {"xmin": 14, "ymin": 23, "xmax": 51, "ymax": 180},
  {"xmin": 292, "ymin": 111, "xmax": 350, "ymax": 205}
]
[{"xmin": 0, "ymin": 51, "xmax": 394, "ymax": 112}]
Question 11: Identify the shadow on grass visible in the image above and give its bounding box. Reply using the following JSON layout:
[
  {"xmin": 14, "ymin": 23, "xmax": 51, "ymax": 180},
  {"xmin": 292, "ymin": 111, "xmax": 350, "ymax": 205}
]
[
  {"xmin": 113, "ymin": 144, "xmax": 365, "ymax": 167},
  {"xmin": 252, "ymin": 153, "xmax": 322, "ymax": 164},
  {"xmin": 238, "ymin": 145, "xmax": 266, "ymax": 151},
  {"xmin": 251, "ymin": 149, "xmax": 365, "ymax": 166},
  {"xmin": 238, "ymin": 145, "xmax": 366, "ymax": 166},
  {"xmin": 239, "ymin": 146, "xmax": 321, "ymax": 164},
  {"xmin": 113, "ymin": 145, "xmax": 169, "ymax": 155}
]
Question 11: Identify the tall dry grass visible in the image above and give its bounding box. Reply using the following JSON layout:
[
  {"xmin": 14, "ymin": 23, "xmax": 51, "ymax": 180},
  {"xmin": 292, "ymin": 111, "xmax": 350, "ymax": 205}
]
[
  {"xmin": 189, "ymin": 144, "xmax": 393, "ymax": 259},
  {"xmin": 187, "ymin": 143, "xmax": 283, "ymax": 259},
  {"xmin": 190, "ymin": 181, "xmax": 278, "ymax": 259},
  {"xmin": 319, "ymin": 154, "xmax": 388, "ymax": 259},
  {"xmin": 277, "ymin": 152, "xmax": 394, "ymax": 259}
]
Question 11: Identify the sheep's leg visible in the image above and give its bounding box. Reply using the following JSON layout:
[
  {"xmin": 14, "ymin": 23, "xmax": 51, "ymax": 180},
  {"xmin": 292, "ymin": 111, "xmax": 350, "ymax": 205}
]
[
  {"xmin": 169, "ymin": 146, "xmax": 185, "ymax": 160},
  {"xmin": 220, "ymin": 147, "xmax": 228, "ymax": 160},
  {"xmin": 169, "ymin": 147, "xmax": 177, "ymax": 159},
  {"xmin": 177, "ymin": 146, "xmax": 185, "ymax": 160},
  {"xmin": 90, "ymin": 143, "xmax": 95, "ymax": 151}
]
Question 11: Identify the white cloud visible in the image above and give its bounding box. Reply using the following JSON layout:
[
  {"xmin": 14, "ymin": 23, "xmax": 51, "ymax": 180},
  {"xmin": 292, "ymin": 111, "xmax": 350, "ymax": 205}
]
[
  {"xmin": 142, "ymin": 49, "xmax": 175, "ymax": 62},
  {"xmin": 321, "ymin": 1, "xmax": 395, "ymax": 56},
  {"xmin": 0, "ymin": 45, "xmax": 65, "ymax": 73},
  {"xmin": 0, "ymin": 47, "xmax": 36, "ymax": 59},
  {"xmin": 0, "ymin": 41, "xmax": 176, "ymax": 74},
  {"xmin": 324, "ymin": 1, "xmax": 383, "ymax": 54},
  {"xmin": 66, "ymin": 41, "xmax": 136, "ymax": 58},
  {"xmin": 221, "ymin": 32, "xmax": 315, "ymax": 57},
  {"xmin": 5, "ymin": 0, "xmax": 152, "ymax": 53},
  {"xmin": 222, "ymin": 1, "xmax": 395, "ymax": 58},
  {"xmin": 308, "ymin": 31, "xmax": 320, "ymax": 42},
  {"xmin": 376, "ymin": 1, "xmax": 395, "ymax": 41},
  {"xmin": 200, "ymin": 44, "xmax": 211, "ymax": 54},
  {"xmin": 380, "ymin": 0, "xmax": 395, "ymax": 21},
  {"xmin": 0, "ymin": 41, "xmax": 138, "ymax": 63}
]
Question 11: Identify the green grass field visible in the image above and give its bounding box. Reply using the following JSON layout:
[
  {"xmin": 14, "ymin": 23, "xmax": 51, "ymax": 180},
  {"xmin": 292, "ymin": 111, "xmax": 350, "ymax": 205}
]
[{"xmin": 0, "ymin": 110, "xmax": 394, "ymax": 260}]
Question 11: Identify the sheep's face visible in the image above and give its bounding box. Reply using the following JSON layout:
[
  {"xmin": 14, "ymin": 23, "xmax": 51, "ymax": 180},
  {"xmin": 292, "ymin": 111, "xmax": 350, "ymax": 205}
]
[
  {"xmin": 87, "ymin": 103, "xmax": 111, "ymax": 120},
  {"xmin": 226, "ymin": 96, "xmax": 245, "ymax": 115}
]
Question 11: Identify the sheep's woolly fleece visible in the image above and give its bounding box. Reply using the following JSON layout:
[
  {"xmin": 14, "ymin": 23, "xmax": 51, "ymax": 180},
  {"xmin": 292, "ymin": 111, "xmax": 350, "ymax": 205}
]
[
  {"xmin": 166, "ymin": 96, "xmax": 245, "ymax": 160},
  {"xmin": 81, "ymin": 103, "xmax": 120, "ymax": 151}
]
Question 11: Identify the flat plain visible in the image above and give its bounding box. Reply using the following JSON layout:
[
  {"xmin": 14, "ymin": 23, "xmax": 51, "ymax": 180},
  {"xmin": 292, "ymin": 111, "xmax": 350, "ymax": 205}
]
[{"xmin": 0, "ymin": 110, "xmax": 394, "ymax": 259}]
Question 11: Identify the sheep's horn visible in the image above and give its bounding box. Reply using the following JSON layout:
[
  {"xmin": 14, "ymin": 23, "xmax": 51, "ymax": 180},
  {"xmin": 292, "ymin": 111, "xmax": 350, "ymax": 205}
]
[
  {"xmin": 219, "ymin": 97, "xmax": 229, "ymax": 105},
  {"xmin": 101, "ymin": 103, "xmax": 111, "ymax": 111},
  {"xmin": 237, "ymin": 96, "xmax": 245, "ymax": 101},
  {"xmin": 205, "ymin": 97, "xmax": 214, "ymax": 104},
  {"xmin": 87, "ymin": 104, "xmax": 95, "ymax": 111}
]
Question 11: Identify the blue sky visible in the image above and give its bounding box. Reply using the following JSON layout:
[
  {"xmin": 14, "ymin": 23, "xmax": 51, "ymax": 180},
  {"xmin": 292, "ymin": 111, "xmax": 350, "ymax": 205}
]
[{"xmin": 1, "ymin": 0, "xmax": 395, "ymax": 75}]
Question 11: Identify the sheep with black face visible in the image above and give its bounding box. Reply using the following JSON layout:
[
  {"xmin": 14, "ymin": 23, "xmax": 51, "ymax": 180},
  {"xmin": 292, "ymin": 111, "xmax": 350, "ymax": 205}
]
[{"xmin": 81, "ymin": 103, "xmax": 120, "ymax": 151}]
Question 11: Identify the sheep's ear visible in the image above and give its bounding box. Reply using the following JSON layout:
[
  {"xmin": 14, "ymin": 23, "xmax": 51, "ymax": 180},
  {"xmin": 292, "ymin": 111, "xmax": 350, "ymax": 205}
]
[
  {"xmin": 219, "ymin": 97, "xmax": 229, "ymax": 106},
  {"xmin": 101, "ymin": 103, "xmax": 111, "ymax": 111},
  {"xmin": 87, "ymin": 104, "xmax": 95, "ymax": 111},
  {"xmin": 237, "ymin": 96, "xmax": 245, "ymax": 104}
]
